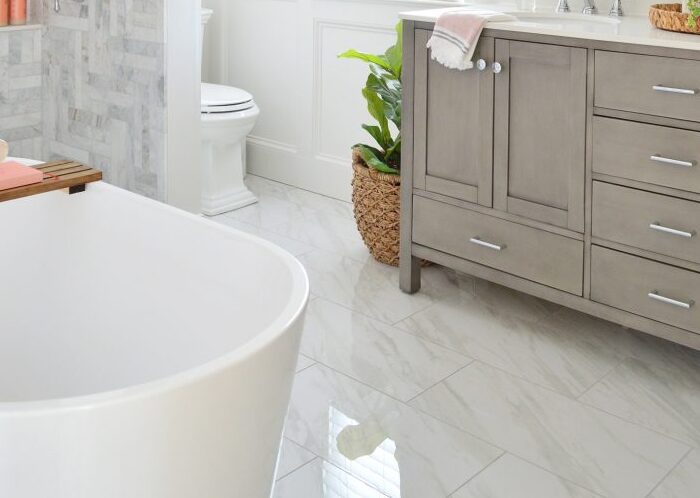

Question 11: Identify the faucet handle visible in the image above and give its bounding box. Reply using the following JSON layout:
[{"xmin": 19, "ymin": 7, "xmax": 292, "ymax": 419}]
[
  {"xmin": 609, "ymin": 0, "xmax": 623, "ymax": 16},
  {"xmin": 555, "ymin": 0, "xmax": 571, "ymax": 13},
  {"xmin": 582, "ymin": 0, "xmax": 597, "ymax": 14}
]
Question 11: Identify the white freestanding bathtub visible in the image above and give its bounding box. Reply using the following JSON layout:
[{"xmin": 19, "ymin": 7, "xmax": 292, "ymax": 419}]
[{"xmin": 0, "ymin": 168, "xmax": 309, "ymax": 498}]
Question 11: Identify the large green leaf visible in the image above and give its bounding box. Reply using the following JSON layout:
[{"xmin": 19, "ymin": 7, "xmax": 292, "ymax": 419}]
[
  {"xmin": 356, "ymin": 145, "xmax": 400, "ymax": 175},
  {"xmin": 362, "ymin": 87, "xmax": 390, "ymax": 144},
  {"xmin": 338, "ymin": 50, "xmax": 393, "ymax": 74},
  {"xmin": 361, "ymin": 124, "xmax": 390, "ymax": 151},
  {"xmin": 384, "ymin": 22, "xmax": 403, "ymax": 79}
]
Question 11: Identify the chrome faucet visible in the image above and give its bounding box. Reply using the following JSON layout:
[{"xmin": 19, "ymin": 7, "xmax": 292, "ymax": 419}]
[
  {"xmin": 54, "ymin": 0, "xmax": 60, "ymax": 13},
  {"xmin": 582, "ymin": 0, "xmax": 597, "ymax": 14},
  {"xmin": 555, "ymin": 0, "xmax": 571, "ymax": 13},
  {"xmin": 609, "ymin": 0, "xmax": 623, "ymax": 16}
]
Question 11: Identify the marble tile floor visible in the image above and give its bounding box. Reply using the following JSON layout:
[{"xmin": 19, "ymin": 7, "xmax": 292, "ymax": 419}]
[{"xmin": 212, "ymin": 175, "xmax": 700, "ymax": 498}]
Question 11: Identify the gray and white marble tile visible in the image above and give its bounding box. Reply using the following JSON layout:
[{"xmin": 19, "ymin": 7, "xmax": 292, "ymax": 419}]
[
  {"xmin": 580, "ymin": 354, "xmax": 700, "ymax": 448},
  {"xmin": 649, "ymin": 449, "xmax": 700, "ymax": 498},
  {"xmin": 42, "ymin": 0, "xmax": 166, "ymax": 199},
  {"xmin": 0, "ymin": 28, "xmax": 43, "ymax": 158},
  {"xmin": 277, "ymin": 438, "xmax": 317, "ymax": 480},
  {"xmin": 244, "ymin": 174, "xmax": 297, "ymax": 201},
  {"xmin": 265, "ymin": 208, "xmax": 370, "ymax": 262},
  {"xmin": 451, "ymin": 454, "xmax": 602, "ymax": 498},
  {"xmin": 398, "ymin": 290, "xmax": 626, "ymax": 398},
  {"xmin": 212, "ymin": 215, "xmax": 315, "ymax": 257},
  {"xmin": 296, "ymin": 250, "xmax": 435, "ymax": 324},
  {"xmin": 301, "ymin": 298, "xmax": 472, "ymax": 401},
  {"xmin": 224, "ymin": 195, "xmax": 315, "ymax": 230},
  {"xmin": 274, "ymin": 459, "xmax": 390, "ymax": 498},
  {"xmin": 285, "ymin": 364, "xmax": 502, "ymax": 498},
  {"xmin": 411, "ymin": 361, "xmax": 689, "ymax": 498}
]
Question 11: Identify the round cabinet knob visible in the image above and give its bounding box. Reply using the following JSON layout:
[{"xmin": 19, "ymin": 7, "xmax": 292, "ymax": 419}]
[
  {"xmin": 476, "ymin": 59, "xmax": 487, "ymax": 71},
  {"xmin": 492, "ymin": 62, "xmax": 503, "ymax": 74}
]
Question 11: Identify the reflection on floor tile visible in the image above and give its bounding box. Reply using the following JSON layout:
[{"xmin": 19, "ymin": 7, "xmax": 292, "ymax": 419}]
[
  {"xmin": 649, "ymin": 449, "xmax": 700, "ymax": 498},
  {"xmin": 398, "ymin": 291, "xmax": 625, "ymax": 398},
  {"xmin": 302, "ymin": 299, "xmax": 472, "ymax": 401},
  {"xmin": 285, "ymin": 364, "xmax": 502, "ymax": 498},
  {"xmin": 297, "ymin": 251, "xmax": 436, "ymax": 324},
  {"xmin": 277, "ymin": 438, "xmax": 317, "ymax": 480},
  {"xmin": 452, "ymin": 454, "xmax": 601, "ymax": 498},
  {"xmin": 211, "ymin": 175, "xmax": 700, "ymax": 498},
  {"xmin": 274, "ymin": 459, "xmax": 389, "ymax": 498},
  {"xmin": 411, "ymin": 362, "xmax": 688, "ymax": 498}
]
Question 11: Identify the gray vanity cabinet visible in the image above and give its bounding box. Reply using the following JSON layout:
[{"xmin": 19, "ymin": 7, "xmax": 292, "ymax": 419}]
[
  {"xmin": 412, "ymin": 29, "xmax": 494, "ymax": 207},
  {"xmin": 401, "ymin": 19, "xmax": 700, "ymax": 350},
  {"xmin": 493, "ymin": 40, "xmax": 587, "ymax": 232}
]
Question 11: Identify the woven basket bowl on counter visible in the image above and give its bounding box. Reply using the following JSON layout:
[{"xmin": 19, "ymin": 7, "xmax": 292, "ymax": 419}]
[
  {"xmin": 649, "ymin": 3, "xmax": 700, "ymax": 34},
  {"xmin": 351, "ymin": 148, "xmax": 401, "ymax": 267}
]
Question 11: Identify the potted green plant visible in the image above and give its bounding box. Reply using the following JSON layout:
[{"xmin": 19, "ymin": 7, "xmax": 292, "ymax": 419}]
[{"xmin": 339, "ymin": 22, "xmax": 403, "ymax": 266}]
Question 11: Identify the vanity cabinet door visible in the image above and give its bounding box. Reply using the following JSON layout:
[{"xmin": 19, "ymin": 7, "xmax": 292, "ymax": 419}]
[
  {"xmin": 493, "ymin": 40, "xmax": 587, "ymax": 232},
  {"xmin": 413, "ymin": 29, "xmax": 494, "ymax": 207}
]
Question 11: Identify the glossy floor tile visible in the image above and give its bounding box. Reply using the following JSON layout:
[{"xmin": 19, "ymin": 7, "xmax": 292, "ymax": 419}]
[
  {"xmin": 277, "ymin": 438, "xmax": 317, "ymax": 480},
  {"xmin": 212, "ymin": 175, "xmax": 700, "ymax": 498},
  {"xmin": 398, "ymin": 291, "xmax": 627, "ymax": 398},
  {"xmin": 285, "ymin": 364, "xmax": 502, "ymax": 498},
  {"xmin": 411, "ymin": 362, "xmax": 689, "ymax": 498},
  {"xmin": 451, "ymin": 454, "xmax": 602, "ymax": 498},
  {"xmin": 649, "ymin": 449, "xmax": 700, "ymax": 498},
  {"xmin": 274, "ymin": 459, "xmax": 390, "ymax": 498},
  {"xmin": 302, "ymin": 298, "xmax": 472, "ymax": 401}
]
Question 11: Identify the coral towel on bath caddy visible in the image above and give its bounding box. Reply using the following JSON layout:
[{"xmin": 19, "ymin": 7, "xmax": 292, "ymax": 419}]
[{"xmin": 428, "ymin": 10, "xmax": 517, "ymax": 70}]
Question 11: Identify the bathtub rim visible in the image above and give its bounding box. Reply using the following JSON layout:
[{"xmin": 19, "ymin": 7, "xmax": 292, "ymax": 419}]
[{"xmin": 0, "ymin": 180, "xmax": 310, "ymax": 415}]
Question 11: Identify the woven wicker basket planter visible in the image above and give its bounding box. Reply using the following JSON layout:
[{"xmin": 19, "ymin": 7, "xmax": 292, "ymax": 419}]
[
  {"xmin": 649, "ymin": 3, "xmax": 700, "ymax": 34},
  {"xmin": 351, "ymin": 148, "xmax": 401, "ymax": 266}
]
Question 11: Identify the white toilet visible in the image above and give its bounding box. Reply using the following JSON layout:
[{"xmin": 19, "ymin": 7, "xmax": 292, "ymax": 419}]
[{"xmin": 200, "ymin": 8, "xmax": 259, "ymax": 216}]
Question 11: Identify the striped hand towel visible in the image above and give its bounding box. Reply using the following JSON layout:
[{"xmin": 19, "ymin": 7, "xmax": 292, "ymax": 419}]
[{"xmin": 427, "ymin": 10, "xmax": 517, "ymax": 71}]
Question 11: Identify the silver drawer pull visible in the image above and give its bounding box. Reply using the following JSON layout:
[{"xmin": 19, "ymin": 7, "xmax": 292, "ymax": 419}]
[
  {"xmin": 648, "ymin": 291, "xmax": 695, "ymax": 309},
  {"xmin": 653, "ymin": 85, "xmax": 698, "ymax": 95},
  {"xmin": 650, "ymin": 155, "xmax": 696, "ymax": 168},
  {"xmin": 649, "ymin": 222, "xmax": 696, "ymax": 238},
  {"xmin": 470, "ymin": 237, "xmax": 505, "ymax": 251}
]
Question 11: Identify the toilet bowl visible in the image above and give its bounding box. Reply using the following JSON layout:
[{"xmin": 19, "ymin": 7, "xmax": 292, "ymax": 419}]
[
  {"xmin": 200, "ymin": 83, "xmax": 259, "ymax": 216},
  {"xmin": 200, "ymin": 8, "xmax": 258, "ymax": 216}
]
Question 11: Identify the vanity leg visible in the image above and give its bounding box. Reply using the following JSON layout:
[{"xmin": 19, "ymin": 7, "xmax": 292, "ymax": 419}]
[{"xmin": 400, "ymin": 255, "xmax": 421, "ymax": 294}]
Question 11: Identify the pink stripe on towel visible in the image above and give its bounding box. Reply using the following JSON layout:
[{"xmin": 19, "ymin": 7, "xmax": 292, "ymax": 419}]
[{"xmin": 427, "ymin": 10, "xmax": 516, "ymax": 71}]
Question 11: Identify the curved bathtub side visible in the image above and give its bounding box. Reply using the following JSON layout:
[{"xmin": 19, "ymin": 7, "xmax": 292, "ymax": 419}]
[{"xmin": 0, "ymin": 305, "xmax": 307, "ymax": 498}]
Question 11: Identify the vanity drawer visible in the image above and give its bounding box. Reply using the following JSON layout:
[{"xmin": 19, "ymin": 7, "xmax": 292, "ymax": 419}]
[
  {"xmin": 593, "ymin": 182, "xmax": 700, "ymax": 264},
  {"xmin": 592, "ymin": 117, "xmax": 700, "ymax": 194},
  {"xmin": 591, "ymin": 246, "xmax": 700, "ymax": 334},
  {"xmin": 412, "ymin": 196, "xmax": 583, "ymax": 295},
  {"xmin": 595, "ymin": 51, "xmax": 700, "ymax": 122}
]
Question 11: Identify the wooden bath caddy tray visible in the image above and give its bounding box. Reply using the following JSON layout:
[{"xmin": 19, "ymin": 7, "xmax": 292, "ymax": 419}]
[{"xmin": 0, "ymin": 160, "xmax": 102, "ymax": 203}]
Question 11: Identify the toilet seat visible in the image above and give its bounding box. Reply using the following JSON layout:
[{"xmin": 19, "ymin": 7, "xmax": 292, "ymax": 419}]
[{"xmin": 201, "ymin": 83, "xmax": 255, "ymax": 114}]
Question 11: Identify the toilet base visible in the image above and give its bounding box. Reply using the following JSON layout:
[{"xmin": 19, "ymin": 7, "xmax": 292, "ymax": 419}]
[{"xmin": 202, "ymin": 187, "xmax": 258, "ymax": 217}]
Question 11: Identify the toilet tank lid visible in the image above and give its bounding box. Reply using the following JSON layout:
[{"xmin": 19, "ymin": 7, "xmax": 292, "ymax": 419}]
[{"xmin": 202, "ymin": 83, "xmax": 254, "ymax": 107}]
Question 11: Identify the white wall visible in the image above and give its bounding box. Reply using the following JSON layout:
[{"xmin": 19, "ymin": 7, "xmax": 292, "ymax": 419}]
[
  {"xmin": 202, "ymin": 0, "xmax": 655, "ymax": 202},
  {"xmin": 165, "ymin": 0, "xmax": 202, "ymax": 213}
]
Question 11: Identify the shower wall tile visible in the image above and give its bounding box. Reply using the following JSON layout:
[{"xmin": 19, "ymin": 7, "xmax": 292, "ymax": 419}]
[
  {"xmin": 0, "ymin": 28, "xmax": 43, "ymax": 160},
  {"xmin": 42, "ymin": 0, "xmax": 166, "ymax": 200}
]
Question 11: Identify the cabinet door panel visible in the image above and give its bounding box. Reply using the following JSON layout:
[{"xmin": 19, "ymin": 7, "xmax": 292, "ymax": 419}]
[
  {"xmin": 413, "ymin": 29, "xmax": 494, "ymax": 207},
  {"xmin": 494, "ymin": 40, "xmax": 587, "ymax": 232}
]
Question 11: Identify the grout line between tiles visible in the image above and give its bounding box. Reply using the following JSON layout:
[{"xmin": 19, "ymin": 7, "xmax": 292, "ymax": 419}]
[
  {"xmin": 446, "ymin": 452, "xmax": 508, "ymax": 498},
  {"xmin": 643, "ymin": 446, "xmax": 694, "ymax": 498},
  {"xmin": 274, "ymin": 455, "xmax": 319, "ymax": 483},
  {"xmin": 406, "ymin": 360, "xmax": 686, "ymax": 498}
]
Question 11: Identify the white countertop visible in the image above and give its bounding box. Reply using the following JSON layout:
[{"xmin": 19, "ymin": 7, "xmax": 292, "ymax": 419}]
[{"xmin": 400, "ymin": 6, "xmax": 700, "ymax": 51}]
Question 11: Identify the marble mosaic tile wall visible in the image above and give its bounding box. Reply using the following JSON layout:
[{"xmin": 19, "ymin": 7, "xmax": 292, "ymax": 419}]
[
  {"xmin": 42, "ymin": 0, "xmax": 166, "ymax": 199},
  {"xmin": 0, "ymin": 27, "xmax": 43, "ymax": 160}
]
